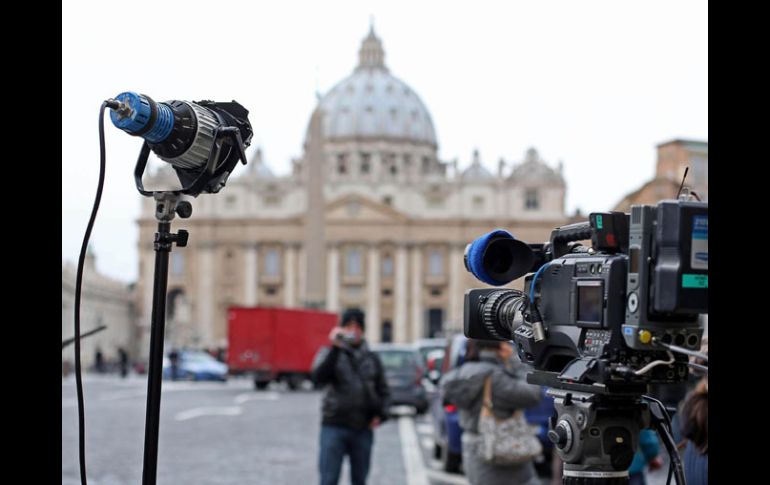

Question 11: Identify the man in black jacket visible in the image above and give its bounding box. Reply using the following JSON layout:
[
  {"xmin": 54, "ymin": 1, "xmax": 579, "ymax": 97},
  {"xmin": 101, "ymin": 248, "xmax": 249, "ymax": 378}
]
[{"xmin": 311, "ymin": 309, "xmax": 390, "ymax": 485}]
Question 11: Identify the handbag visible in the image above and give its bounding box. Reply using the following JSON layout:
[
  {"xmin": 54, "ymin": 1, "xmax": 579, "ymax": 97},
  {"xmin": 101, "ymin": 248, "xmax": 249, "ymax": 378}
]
[{"xmin": 477, "ymin": 374, "xmax": 543, "ymax": 465}]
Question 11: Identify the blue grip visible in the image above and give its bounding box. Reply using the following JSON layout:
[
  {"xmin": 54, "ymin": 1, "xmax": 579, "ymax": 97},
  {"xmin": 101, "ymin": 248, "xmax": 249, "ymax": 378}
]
[{"xmin": 109, "ymin": 91, "xmax": 174, "ymax": 143}]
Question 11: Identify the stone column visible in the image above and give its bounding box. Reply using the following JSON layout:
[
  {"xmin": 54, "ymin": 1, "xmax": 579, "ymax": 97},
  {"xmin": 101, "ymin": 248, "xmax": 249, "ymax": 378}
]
[
  {"xmin": 366, "ymin": 245, "xmax": 381, "ymax": 343},
  {"xmin": 410, "ymin": 245, "xmax": 423, "ymax": 341},
  {"xmin": 326, "ymin": 245, "xmax": 340, "ymax": 312},
  {"xmin": 196, "ymin": 244, "xmax": 215, "ymax": 346},
  {"xmin": 284, "ymin": 244, "xmax": 297, "ymax": 308},
  {"xmin": 448, "ymin": 244, "xmax": 464, "ymax": 331},
  {"xmin": 394, "ymin": 245, "xmax": 408, "ymax": 343},
  {"xmin": 243, "ymin": 243, "xmax": 258, "ymax": 306}
]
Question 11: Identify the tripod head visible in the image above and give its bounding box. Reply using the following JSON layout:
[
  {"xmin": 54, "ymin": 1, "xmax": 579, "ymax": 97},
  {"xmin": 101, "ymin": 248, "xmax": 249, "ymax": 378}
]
[{"xmin": 530, "ymin": 371, "xmax": 685, "ymax": 485}]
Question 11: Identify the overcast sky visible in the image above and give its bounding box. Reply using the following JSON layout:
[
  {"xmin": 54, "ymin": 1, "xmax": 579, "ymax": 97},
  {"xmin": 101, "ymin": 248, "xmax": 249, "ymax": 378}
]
[{"xmin": 62, "ymin": 0, "xmax": 708, "ymax": 283}]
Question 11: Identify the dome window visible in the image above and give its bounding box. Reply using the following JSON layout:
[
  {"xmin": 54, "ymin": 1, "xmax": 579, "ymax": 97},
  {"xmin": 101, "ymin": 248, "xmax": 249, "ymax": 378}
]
[{"xmin": 525, "ymin": 189, "xmax": 540, "ymax": 210}]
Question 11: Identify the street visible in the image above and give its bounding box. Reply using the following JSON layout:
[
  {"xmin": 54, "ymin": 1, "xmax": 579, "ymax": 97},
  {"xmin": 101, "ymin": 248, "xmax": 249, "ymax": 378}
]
[
  {"xmin": 63, "ymin": 375, "xmax": 473, "ymax": 485},
  {"xmin": 63, "ymin": 375, "xmax": 674, "ymax": 485}
]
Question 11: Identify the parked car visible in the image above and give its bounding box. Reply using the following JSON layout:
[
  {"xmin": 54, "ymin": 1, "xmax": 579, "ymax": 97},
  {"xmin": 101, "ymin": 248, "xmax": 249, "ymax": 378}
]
[
  {"xmin": 370, "ymin": 343, "xmax": 428, "ymax": 414},
  {"xmin": 413, "ymin": 337, "xmax": 447, "ymax": 386},
  {"xmin": 430, "ymin": 334, "xmax": 467, "ymax": 473},
  {"xmin": 162, "ymin": 350, "xmax": 228, "ymax": 382}
]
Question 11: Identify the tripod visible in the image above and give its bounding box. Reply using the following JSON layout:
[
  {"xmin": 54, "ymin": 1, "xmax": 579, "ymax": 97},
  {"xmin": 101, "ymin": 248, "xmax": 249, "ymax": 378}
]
[
  {"xmin": 141, "ymin": 192, "xmax": 191, "ymax": 485},
  {"xmin": 530, "ymin": 372, "xmax": 686, "ymax": 485}
]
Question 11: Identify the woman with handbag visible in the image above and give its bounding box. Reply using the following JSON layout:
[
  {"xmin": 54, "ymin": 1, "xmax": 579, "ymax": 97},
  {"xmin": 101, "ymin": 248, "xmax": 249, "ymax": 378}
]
[{"xmin": 442, "ymin": 339, "xmax": 543, "ymax": 485}]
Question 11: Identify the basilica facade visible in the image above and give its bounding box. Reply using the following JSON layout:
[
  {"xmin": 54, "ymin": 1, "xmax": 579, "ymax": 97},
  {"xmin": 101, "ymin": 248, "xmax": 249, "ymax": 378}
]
[{"xmin": 135, "ymin": 27, "xmax": 568, "ymax": 352}]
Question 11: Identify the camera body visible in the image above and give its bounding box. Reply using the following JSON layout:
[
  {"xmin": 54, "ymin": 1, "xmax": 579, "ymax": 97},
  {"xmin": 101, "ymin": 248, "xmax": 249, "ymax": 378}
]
[
  {"xmin": 464, "ymin": 199, "xmax": 707, "ymax": 388},
  {"xmin": 336, "ymin": 331, "xmax": 359, "ymax": 345}
]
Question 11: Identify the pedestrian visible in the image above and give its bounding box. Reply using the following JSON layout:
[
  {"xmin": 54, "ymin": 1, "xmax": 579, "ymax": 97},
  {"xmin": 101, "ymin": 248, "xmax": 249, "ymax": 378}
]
[
  {"xmin": 169, "ymin": 349, "xmax": 180, "ymax": 381},
  {"xmin": 95, "ymin": 347, "xmax": 104, "ymax": 373},
  {"xmin": 311, "ymin": 309, "xmax": 390, "ymax": 485},
  {"xmin": 679, "ymin": 376, "xmax": 708, "ymax": 484},
  {"xmin": 118, "ymin": 347, "xmax": 129, "ymax": 378},
  {"xmin": 441, "ymin": 339, "xmax": 542, "ymax": 485}
]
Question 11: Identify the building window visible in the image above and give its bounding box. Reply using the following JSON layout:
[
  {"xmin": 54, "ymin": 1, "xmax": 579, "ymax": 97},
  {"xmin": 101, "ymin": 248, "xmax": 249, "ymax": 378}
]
[
  {"xmin": 381, "ymin": 321, "xmax": 393, "ymax": 343},
  {"xmin": 430, "ymin": 287, "xmax": 442, "ymax": 297},
  {"xmin": 428, "ymin": 308, "xmax": 444, "ymax": 338},
  {"xmin": 265, "ymin": 286, "xmax": 277, "ymax": 296},
  {"xmin": 382, "ymin": 255, "xmax": 394, "ymax": 276},
  {"xmin": 337, "ymin": 154, "xmax": 347, "ymax": 174},
  {"xmin": 382, "ymin": 195, "xmax": 393, "ymax": 206},
  {"xmin": 264, "ymin": 249, "xmax": 281, "ymax": 276},
  {"xmin": 525, "ymin": 189, "xmax": 540, "ymax": 210},
  {"xmin": 384, "ymin": 153, "xmax": 397, "ymax": 176},
  {"xmin": 345, "ymin": 248, "xmax": 363, "ymax": 276},
  {"xmin": 382, "ymin": 288, "xmax": 392, "ymax": 297},
  {"xmin": 263, "ymin": 195, "xmax": 280, "ymax": 207},
  {"xmin": 226, "ymin": 195, "xmax": 237, "ymax": 208},
  {"xmin": 422, "ymin": 157, "xmax": 431, "ymax": 174},
  {"xmin": 429, "ymin": 250, "xmax": 444, "ymax": 276},
  {"xmin": 472, "ymin": 195, "xmax": 484, "ymax": 209}
]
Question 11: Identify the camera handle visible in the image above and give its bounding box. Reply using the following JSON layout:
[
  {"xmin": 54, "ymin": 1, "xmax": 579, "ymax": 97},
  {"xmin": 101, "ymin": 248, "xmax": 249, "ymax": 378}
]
[{"xmin": 141, "ymin": 192, "xmax": 192, "ymax": 485}]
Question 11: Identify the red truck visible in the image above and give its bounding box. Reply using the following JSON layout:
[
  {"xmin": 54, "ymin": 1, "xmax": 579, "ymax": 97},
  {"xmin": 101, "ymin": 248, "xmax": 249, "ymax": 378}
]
[{"xmin": 227, "ymin": 306, "xmax": 338, "ymax": 390}]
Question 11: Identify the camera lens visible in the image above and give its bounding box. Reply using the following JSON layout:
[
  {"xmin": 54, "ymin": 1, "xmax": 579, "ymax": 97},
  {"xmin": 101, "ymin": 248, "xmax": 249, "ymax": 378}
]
[
  {"xmin": 674, "ymin": 333, "xmax": 685, "ymax": 346},
  {"xmin": 479, "ymin": 290, "xmax": 523, "ymax": 340}
]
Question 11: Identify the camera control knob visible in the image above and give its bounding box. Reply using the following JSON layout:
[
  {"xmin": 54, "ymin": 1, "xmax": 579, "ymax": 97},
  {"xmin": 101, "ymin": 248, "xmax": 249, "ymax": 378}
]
[
  {"xmin": 638, "ymin": 329, "xmax": 652, "ymax": 345},
  {"xmin": 548, "ymin": 421, "xmax": 573, "ymax": 451}
]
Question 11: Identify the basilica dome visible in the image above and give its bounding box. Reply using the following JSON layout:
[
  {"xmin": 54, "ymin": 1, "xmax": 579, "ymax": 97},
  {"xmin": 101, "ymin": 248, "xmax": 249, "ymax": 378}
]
[{"xmin": 309, "ymin": 27, "xmax": 437, "ymax": 147}]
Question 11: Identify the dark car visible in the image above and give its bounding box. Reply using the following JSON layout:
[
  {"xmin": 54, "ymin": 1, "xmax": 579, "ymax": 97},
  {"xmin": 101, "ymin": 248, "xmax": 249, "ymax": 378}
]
[
  {"xmin": 430, "ymin": 334, "xmax": 467, "ymax": 473},
  {"xmin": 413, "ymin": 338, "xmax": 446, "ymax": 386},
  {"xmin": 371, "ymin": 344, "xmax": 429, "ymax": 414}
]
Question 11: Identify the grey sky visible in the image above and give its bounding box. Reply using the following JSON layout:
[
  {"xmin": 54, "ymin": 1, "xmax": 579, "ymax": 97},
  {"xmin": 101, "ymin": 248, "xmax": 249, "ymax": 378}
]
[{"xmin": 62, "ymin": 0, "xmax": 708, "ymax": 283}]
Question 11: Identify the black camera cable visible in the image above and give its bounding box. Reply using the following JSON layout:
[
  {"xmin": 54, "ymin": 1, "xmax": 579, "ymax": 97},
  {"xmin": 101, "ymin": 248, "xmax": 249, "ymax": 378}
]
[{"xmin": 644, "ymin": 394, "xmax": 686, "ymax": 485}]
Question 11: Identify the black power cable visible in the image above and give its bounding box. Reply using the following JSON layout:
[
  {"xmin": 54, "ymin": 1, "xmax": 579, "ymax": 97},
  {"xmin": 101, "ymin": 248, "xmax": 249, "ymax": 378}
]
[{"xmin": 73, "ymin": 100, "xmax": 118, "ymax": 485}]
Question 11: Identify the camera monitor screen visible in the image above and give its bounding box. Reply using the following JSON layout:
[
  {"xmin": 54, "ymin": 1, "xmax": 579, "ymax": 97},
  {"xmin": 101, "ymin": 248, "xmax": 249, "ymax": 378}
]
[{"xmin": 577, "ymin": 281, "xmax": 603, "ymax": 326}]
